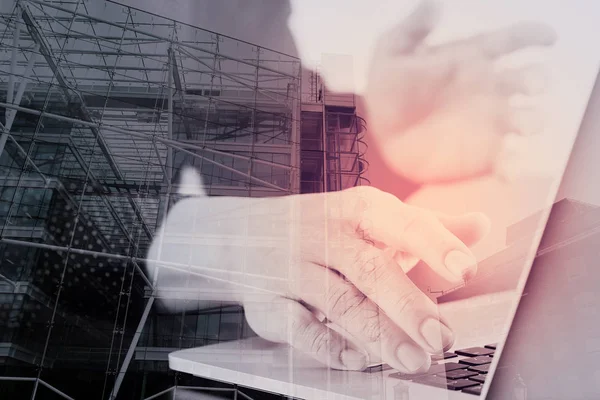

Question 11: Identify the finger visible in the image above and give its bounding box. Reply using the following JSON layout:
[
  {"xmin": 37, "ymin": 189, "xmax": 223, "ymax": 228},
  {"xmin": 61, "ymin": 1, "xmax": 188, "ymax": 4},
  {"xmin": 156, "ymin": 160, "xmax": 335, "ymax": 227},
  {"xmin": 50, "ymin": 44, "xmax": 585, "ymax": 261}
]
[
  {"xmin": 392, "ymin": 211, "xmax": 490, "ymax": 273},
  {"xmin": 331, "ymin": 243, "xmax": 454, "ymax": 354},
  {"xmin": 244, "ymin": 296, "xmax": 368, "ymax": 370},
  {"xmin": 436, "ymin": 212, "xmax": 491, "ymax": 248},
  {"xmin": 349, "ymin": 187, "xmax": 478, "ymax": 282},
  {"xmin": 497, "ymin": 65, "xmax": 549, "ymax": 96},
  {"xmin": 293, "ymin": 262, "xmax": 431, "ymax": 373},
  {"xmin": 393, "ymin": 251, "xmax": 422, "ymax": 273},
  {"xmin": 472, "ymin": 22, "xmax": 557, "ymax": 59},
  {"xmin": 381, "ymin": 0, "xmax": 441, "ymax": 54}
]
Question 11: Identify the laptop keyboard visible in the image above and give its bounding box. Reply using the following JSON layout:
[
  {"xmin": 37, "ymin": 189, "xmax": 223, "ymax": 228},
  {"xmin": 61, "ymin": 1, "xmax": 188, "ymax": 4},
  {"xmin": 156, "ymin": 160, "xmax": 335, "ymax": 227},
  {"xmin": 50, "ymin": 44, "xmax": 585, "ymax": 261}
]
[{"xmin": 388, "ymin": 344, "xmax": 497, "ymax": 396}]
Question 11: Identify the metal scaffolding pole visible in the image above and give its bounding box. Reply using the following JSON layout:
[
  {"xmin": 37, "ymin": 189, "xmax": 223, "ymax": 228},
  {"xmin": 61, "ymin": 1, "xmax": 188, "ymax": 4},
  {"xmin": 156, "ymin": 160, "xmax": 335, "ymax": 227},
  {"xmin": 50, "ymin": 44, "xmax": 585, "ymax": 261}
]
[
  {"xmin": 0, "ymin": 102, "xmax": 290, "ymax": 192},
  {"xmin": 0, "ymin": 2, "xmax": 303, "ymax": 398},
  {"xmin": 19, "ymin": 4, "xmax": 124, "ymax": 181},
  {"xmin": 108, "ymin": 40, "xmax": 175, "ymax": 400}
]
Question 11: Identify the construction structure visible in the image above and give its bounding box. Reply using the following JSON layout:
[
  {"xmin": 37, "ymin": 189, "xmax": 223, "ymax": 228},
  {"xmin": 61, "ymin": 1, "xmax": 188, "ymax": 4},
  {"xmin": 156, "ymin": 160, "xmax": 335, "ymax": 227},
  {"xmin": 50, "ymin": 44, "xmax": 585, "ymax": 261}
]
[{"xmin": 0, "ymin": 0, "xmax": 368, "ymax": 399}]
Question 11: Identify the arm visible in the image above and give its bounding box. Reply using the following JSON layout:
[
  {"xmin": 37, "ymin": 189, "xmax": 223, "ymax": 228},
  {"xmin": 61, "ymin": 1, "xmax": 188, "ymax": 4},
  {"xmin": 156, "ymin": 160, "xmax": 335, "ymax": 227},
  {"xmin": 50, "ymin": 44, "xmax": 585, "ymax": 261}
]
[{"xmin": 145, "ymin": 170, "xmax": 489, "ymax": 372}]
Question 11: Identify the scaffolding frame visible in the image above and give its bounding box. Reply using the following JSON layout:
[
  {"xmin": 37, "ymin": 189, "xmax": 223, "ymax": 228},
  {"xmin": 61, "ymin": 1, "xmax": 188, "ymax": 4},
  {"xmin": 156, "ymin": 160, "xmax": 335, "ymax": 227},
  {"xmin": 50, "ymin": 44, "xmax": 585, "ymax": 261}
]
[{"xmin": 0, "ymin": 1, "xmax": 301, "ymax": 399}]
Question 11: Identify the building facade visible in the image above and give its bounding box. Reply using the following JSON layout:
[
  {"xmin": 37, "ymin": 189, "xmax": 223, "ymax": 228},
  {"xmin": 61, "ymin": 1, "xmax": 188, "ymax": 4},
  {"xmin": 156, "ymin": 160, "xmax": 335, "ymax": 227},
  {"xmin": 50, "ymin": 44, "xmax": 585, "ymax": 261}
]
[{"xmin": 0, "ymin": 1, "xmax": 367, "ymax": 398}]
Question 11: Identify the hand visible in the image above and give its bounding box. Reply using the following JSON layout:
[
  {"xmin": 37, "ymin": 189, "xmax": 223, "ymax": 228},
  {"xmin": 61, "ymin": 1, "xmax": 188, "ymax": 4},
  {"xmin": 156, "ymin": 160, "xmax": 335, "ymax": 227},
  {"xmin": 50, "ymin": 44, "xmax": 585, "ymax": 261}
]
[
  {"xmin": 364, "ymin": 0, "xmax": 557, "ymax": 183},
  {"xmin": 146, "ymin": 173, "xmax": 489, "ymax": 372}
]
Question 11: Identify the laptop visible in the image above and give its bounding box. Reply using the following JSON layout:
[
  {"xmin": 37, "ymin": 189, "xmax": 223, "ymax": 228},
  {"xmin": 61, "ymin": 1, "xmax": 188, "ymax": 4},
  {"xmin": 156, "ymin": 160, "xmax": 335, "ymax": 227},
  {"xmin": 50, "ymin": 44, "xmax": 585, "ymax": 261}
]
[{"xmin": 168, "ymin": 69, "xmax": 600, "ymax": 399}]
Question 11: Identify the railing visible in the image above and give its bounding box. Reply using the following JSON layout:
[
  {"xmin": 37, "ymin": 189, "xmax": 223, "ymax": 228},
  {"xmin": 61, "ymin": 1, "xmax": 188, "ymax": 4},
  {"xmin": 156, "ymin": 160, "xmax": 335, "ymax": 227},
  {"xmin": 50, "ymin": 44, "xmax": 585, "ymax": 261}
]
[
  {"xmin": 143, "ymin": 385, "xmax": 257, "ymax": 400},
  {"xmin": 0, "ymin": 377, "xmax": 75, "ymax": 400}
]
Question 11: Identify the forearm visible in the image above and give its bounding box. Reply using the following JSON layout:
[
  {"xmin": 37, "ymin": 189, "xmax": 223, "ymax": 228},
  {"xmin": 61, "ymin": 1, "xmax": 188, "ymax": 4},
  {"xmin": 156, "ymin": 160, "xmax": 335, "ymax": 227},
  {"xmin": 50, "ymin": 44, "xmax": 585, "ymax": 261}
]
[{"xmin": 145, "ymin": 194, "xmax": 298, "ymax": 310}]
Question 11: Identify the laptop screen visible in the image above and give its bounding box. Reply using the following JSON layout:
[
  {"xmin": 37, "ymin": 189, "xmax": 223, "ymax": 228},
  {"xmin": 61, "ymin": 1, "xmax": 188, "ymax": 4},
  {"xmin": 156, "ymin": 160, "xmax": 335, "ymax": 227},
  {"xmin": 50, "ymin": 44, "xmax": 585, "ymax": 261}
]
[{"xmin": 486, "ymin": 67, "xmax": 600, "ymax": 399}]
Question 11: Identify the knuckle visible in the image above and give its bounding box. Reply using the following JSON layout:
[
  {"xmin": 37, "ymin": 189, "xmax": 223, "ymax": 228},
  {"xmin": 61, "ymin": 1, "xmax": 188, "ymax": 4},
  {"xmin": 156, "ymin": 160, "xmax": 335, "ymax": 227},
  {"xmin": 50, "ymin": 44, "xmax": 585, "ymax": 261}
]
[
  {"xmin": 327, "ymin": 283, "xmax": 367, "ymax": 321},
  {"xmin": 309, "ymin": 329, "xmax": 332, "ymax": 358},
  {"xmin": 347, "ymin": 185, "xmax": 381, "ymax": 198},
  {"xmin": 326, "ymin": 281, "xmax": 383, "ymax": 343},
  {"xmin": 347, "ymin": 186, "xmax": 382, "ymax": 214},
  {"xmin": 353, "ymin": 249, "xmax": 386, "ymax": 284},
  {"xmin": 394, "ymin": 289, "xmax": 424, "ymax": 316},
  {"xmin": 290, "ymin": 306, "xmax": 312, "ymax": 335},
  {"xmin": 401, "ymin": 208, "xmax": 436, "ymax": 235},
  {"xmin": 291, "ymin": 313, "xmax": 330, "ymax": 357},
  {"xmin": 361, "ymin": 310, "xmax": 383, "ymax": 342}
]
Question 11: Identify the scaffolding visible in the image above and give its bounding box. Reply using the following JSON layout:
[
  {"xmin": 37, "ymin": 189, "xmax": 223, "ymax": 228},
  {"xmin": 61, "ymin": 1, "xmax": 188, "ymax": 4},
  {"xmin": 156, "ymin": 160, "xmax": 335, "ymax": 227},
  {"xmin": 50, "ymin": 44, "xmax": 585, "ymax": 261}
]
[
  {"xmin": 0, "ymin": 0, "xmax": 300, "ymax": 398},
  {"xmin": 0, "ymin": 1, "xmax": 369, "ymax": 399},
  {"xmin": 300, "ymin": 66, "xmax": 369, "ymax": 193}
]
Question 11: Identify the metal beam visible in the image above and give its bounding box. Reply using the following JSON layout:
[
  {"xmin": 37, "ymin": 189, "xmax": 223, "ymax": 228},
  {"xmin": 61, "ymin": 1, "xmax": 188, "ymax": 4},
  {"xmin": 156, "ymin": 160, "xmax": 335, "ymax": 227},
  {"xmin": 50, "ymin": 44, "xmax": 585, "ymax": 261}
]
[
  {"xmin": 167, "ymin": 46, "xmax": 174, "ymax": 184},
  {"xmin": 178, "ymin": 46, "xmax": 283, "ymax": 105},
  {"xmin": 107, "ymin": 278, "xmax": 155, "ymax": 400},
  {"xmin": 0, "ymin": 103, "xmax": 291, "ymax": 191},
  {"xmin": 169, "ymin": 47, "xmax": 193, "ymax": 143},
  {"xmin": 26, "ymin": 0, "xmax": 299, "ymax": 77},
  {"xmin": 64, "ymin": 136, "xmax": 153, "ymax": 242},
  {"xmin": 20, "ymin": 5, "xmax": 123, "ymax": 181},
  {"xmin": 108, "ymin": 41, "xmax": 176, "ymax": 400},
  {"xmin": 37, "ymin": 378, "xmax": 76, "ymax": 400},
  {"xmin": 6, "ymin": 19, "xmax": 21, "ymax": 106},
  {"xmin": 0, "ymin": 21, "xmax": 38, "ymax": 156}
]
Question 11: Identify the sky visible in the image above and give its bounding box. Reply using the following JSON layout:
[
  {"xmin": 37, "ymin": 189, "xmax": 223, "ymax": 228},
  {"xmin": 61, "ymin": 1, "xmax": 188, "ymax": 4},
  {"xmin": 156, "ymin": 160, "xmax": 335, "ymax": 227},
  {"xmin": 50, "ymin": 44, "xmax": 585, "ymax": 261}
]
[{"xmin": 120, "ymin": 0, "xmax": 600, "ymax": 257}]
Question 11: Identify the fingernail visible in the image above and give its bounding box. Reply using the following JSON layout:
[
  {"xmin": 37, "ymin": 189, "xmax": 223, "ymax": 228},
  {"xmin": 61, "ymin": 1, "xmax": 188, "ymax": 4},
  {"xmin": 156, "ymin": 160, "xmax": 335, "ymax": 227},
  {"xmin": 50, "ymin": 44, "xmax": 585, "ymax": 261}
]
[
  {"xmin": 396, "ymin": 342, "xmax": 428, "ymax": 373},
  {"xmin": 420, "ymin": 318, "xmax": 454, "ymax": 352},
  {"xmin": 444, "ymin": 250, "xmax": 476, "ymax": 280},
  {"xmin": 341, "ymin": 349, "xmax": 367, "ymax": 370}
]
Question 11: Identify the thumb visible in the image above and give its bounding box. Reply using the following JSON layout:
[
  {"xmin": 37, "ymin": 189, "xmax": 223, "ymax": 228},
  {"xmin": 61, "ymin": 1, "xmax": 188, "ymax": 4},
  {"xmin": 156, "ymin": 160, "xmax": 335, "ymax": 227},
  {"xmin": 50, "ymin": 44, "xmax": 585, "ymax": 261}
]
[
  {"xmin": 383, "ymin": 0, "xmax": 441, "ymax": 54},
  {"xmin": 177, "ymin": 167, "xmax": 207, "ymax": 197},
  {"xmin": 437, "ymin": 212, "xmax": 491, "ymax": 248}
]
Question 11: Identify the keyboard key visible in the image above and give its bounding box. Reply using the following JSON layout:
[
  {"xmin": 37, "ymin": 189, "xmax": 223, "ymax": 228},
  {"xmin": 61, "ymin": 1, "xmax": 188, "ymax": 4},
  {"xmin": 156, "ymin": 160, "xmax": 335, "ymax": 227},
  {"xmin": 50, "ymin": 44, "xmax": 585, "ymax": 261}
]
[
  {"xmin": 444, "ymin": 369, "xmax": 478, "ymax": 380},
  {"xmin": 469, "ymin": 375, "xmax": 487, "ymax": 383},
  {"xmin": 428, "ymin": 362, "xmax": 468, "ymax": 374},
  {"xmin": 415, "ymin": 375, "xmax": 479, "ymax": 391},
  {"xmin": 462, "ymin": 384, "xmax": 483, "ymax": 395},
  {"xmin": 468, "ymin": 363, "xmax": 491, "ymax": 374},
  {"xmin": 389, "ymin": 362, "xmax": 467, "ymax": 380},
  {"xmin": 455, "ymin": 347, "xmax": 494, "ymax": 357},
  {"xmin": 484, "ymin": 343, "xmax": 497, "ymax": 350},
  {"xmin": 431, "ymin": 352, "xmax": 458, "ymax": 362},
  {"xmin": 459, "ymin": 356, "xmax": 493, "ymax": 366},
  {"xmin": 365, "ymin": 363, "xmax": 392, "ymax": 373}
]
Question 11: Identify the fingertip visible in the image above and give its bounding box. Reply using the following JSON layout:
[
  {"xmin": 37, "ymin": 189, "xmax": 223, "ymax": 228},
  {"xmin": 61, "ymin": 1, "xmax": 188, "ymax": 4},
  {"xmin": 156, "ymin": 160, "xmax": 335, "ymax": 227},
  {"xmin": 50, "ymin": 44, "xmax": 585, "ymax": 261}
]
[
  {"xmin": 455, "ymin": 212, "xmax": 491, "ymax": 246},
  {"xmin": 395, "ymin": 342, "xmax": 430, "ymax": 373},
  {"xmin": 341, "ymin": 348, "xmax": 369, "ymax": 371},
  {"xmin": 468, "ymin": 211, "xmax": 491, "ymax": 239},
  {"xmin": 444, "ymin": 250, "xmax": 478, "ymax": 282},
  {"xmin": 419, "ymin": 318, "xmax": 455, "ymax": 354},
  {"xmin": 462, "ymin": 263, "xmax": 478, "ymax": 283}
]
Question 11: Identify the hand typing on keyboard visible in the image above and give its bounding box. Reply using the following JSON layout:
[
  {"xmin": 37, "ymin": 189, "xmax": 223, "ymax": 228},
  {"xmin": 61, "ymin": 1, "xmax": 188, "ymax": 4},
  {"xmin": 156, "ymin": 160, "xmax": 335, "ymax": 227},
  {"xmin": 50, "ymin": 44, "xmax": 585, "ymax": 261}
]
[{"xmin": 146, "ymin": 169, "xmax": 489, "ymax": 373}]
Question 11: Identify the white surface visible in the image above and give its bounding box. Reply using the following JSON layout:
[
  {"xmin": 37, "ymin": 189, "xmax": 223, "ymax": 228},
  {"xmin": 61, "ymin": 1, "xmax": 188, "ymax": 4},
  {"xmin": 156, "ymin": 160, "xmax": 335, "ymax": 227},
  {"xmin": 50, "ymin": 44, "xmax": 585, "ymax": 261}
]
[{"xmin": 169, "ymin": 291, "xmax": 516, "ymax": 400}]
